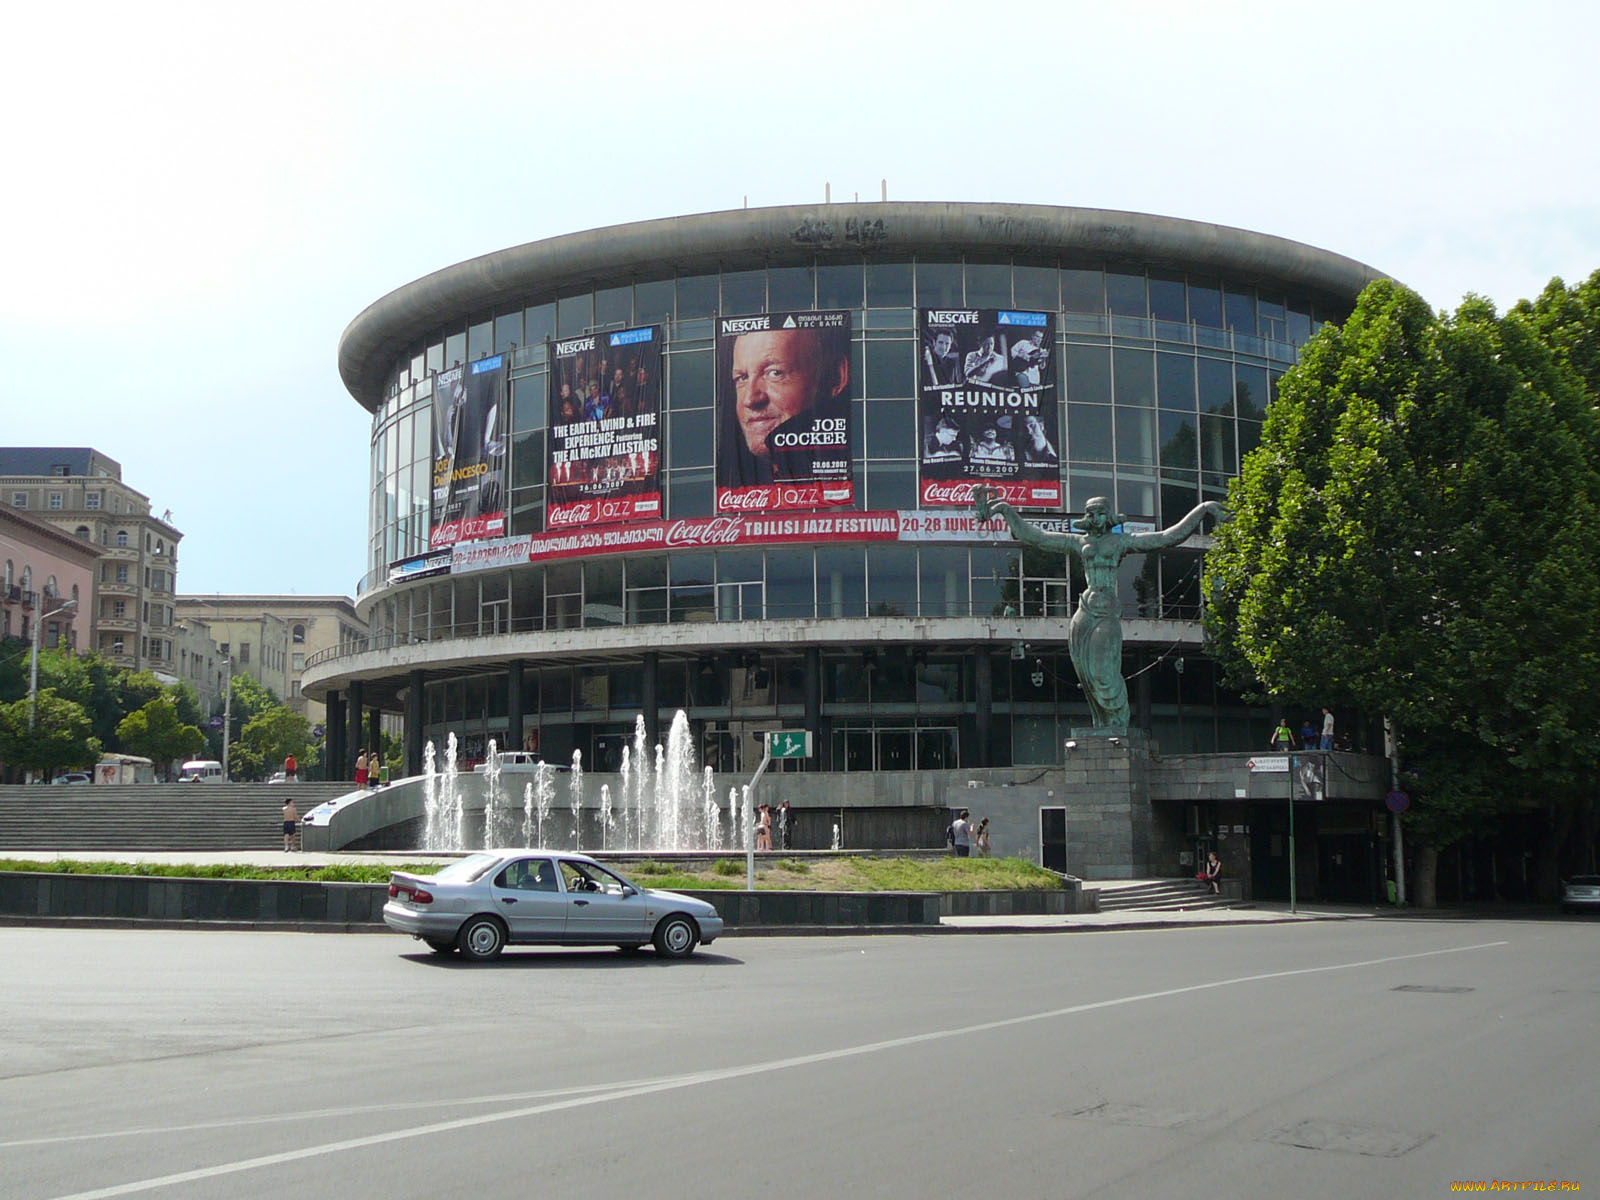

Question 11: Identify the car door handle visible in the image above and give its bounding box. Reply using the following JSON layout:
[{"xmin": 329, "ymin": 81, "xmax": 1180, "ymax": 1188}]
[
  {"xmin": 573, "ymin": 899, "xmax": 589, "ymax": 906},
  {"xmin": 501, "ymin": 898, "xmax": 517, "ymax": 905}
]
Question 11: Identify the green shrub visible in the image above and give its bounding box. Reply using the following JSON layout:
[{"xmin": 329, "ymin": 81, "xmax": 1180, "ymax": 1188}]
[
  {"xmin": 711, "ymin": 858, "xmax": 743, "ymax": 876},
  {"xmin": 775, "ymin": 858, "xmax": 810, "ymax": 873}
]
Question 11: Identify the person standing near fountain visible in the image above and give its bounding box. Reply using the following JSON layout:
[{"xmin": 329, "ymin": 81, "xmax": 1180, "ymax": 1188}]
[
  {"xmin": 756, "ymin": 804, "xmax": 773, "ymax": 851},
  {"xmin": 973, "ymin": 485, "xmax": 1224, "ymax": 732},
  {"xmin": 778, "ymin": 800, "xmax": 793, "ymax": 850},
  {"xmin": 354, "ymin": 750, "xmax": 368, "ymax": 790}
]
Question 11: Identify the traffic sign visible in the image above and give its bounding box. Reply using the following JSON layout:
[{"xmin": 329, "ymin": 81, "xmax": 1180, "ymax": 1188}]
[
  {"xmin": 1385, "ymin": 789, "xmax": 1410, "ymax": 814},
  {"xmin": 1247, "ymin": 755, "xmax": 1289, "ymax": 773},
  {"xmin": 766, "ymin": 730, "xmax": 813, "ymax": 759}
]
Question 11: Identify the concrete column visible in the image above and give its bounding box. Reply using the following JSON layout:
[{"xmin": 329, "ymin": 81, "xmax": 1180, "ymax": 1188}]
[
  {"xmin": 641, "ymin": 652, "xmax": 659, "ymax": 750},
  {"xmin": 346, "ymin": 679, "xmax": 365, "ymax": 781},
  {"xmin": 974, "ymin": 651, "xmax": 992, "ymax": 768},
  {"xmin": 507, "ymin": 661, "xmax": 524, "ymax": 754},
  {"xmin": 326, "ymin": 691, "xmax": 345, "ymax": 781},
  {"xmin": 405, "ymin": 669, "xmax": 425, "ymax": 777}
]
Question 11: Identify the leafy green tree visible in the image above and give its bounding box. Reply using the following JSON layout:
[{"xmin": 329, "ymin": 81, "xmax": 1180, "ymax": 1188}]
[
  {"xmin": 116, "ymin": 696, "xmax": 207, "ymax": 776},
  {"xmin": 0, "ymin": 690, "xmax": 100, "ymax": 778},
  {"xmin": 1206, "ymin": 280, "xmax": 1600, "ymax": 903},
  {"xmin": 233, "ymin": 705, "xmax": 312, "ymax": 782}
]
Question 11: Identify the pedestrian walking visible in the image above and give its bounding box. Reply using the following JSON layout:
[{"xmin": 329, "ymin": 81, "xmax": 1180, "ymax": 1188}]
[
  {"xmin": 951, "ymin": 809, "xmax": 974, "ymax": 858},
  {"xmin": 778, "ymin": 800, "xmax": 792, "ymax": 850},
  {"xmin": 282, "ymin": 797, "xmax": 300, "ymax": 852},
  {"xmin": 283, "ymin": 753, "xmax": 297, "ymax": 783},
  {"xmin": 1270, "ymin": 718, "xmax": 1294, "ymax": 750},
  {"xmin": 1320, "ymin": 707, "xmax": 1335, "ymax": 751},
  {"xmin": 974, "ymin": 817, "xmax": 992, "ymax": 858}
]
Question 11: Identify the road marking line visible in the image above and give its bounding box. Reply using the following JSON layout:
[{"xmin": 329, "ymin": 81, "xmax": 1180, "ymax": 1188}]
[{"xmin": 48, "ymin": 939, "xmax": 1507, "ymax": 1200}]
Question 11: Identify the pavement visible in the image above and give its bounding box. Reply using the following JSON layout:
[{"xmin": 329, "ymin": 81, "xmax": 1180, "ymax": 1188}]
[{"xmin": 0, "ymin": 848, "xmax": 1404, "ymax": 933}]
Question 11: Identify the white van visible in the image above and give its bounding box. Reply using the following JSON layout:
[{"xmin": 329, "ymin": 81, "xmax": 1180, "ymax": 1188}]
[{"xmin": 178, "ymin": 760, "xmax": 224, "ymax": 783}]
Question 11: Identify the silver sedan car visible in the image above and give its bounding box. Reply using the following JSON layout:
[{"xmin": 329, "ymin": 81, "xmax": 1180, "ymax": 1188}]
[{"xmin": 383, "ymin": 850, "xmax": 724, "ymax": 961}]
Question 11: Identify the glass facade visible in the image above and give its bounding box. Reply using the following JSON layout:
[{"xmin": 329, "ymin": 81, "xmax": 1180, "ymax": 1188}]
[{"xmin": 345, "ymin": 236, "xmax": 1351, "ymax": 770}]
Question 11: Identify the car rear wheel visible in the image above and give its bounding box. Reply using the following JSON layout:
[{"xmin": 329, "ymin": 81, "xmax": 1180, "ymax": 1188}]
[
  {"xmin": 457, "ymin": 916, "xmax": 506, "ymax": 961},
  {"xmin": 652, "ymin": 915, "xmax": 698, "ymax": 959}
]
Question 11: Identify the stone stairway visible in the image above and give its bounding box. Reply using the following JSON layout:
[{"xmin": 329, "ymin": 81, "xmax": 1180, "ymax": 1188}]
[
  {"xmin": 0, "ymin": 783, "xmax": 356, "ymax": 852},
  {"xmin": 1091, "ymin": 878, "xmax": 1236, "ymax": 912}
]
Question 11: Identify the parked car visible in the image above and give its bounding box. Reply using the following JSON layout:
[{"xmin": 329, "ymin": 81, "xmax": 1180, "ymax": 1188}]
[
  {"xmin": 51, "ymin": 772, "xmax": 92, "ymax": 785},
  {"xmin": 1560, "ymin": 875, "xmax": 1600, "ymax": 914},
  {"xmin": 267, "ymin": 771, "xmax": 287, "ymax": 785},
  {"xmin": 383, "ymin": 850, "xmax": 722, "ymax": 962},
  {"xmin": 178, "ymin": 759, "xmax": 224, "ymax": 783},
  {"xmin": 473, "ymin": 752, "xmax": 567, "ymax": 773}
]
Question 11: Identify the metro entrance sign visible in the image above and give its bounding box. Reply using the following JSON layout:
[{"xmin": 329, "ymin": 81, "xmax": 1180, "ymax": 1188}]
[
  {"xmin": 1247, "ymin": 755, "xmax": 1289, "ymax": 773},
  {"xmin": 767, "ymin": 730, "xmax": 813, "ymax": 759}
]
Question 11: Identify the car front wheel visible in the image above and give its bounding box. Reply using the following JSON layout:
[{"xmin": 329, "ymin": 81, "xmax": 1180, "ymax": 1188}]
[
  {"xmin": 652, "ymin": 915, "xmax": 699, "ymax": 959},
  {"xmin": 457, "ymin": 916, "xmax": 507, "ymax": 961}
]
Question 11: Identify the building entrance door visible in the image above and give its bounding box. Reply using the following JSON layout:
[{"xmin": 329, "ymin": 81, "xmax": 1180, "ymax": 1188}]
[{"xmin": 1040, "ymin": 806, "xmax": 1067, "ymax": 873}]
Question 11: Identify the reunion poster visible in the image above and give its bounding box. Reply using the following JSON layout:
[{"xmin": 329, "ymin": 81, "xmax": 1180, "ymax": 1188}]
[
  {"xmin": 429, "ymin": 354, "xmax": 508, "ymax": 549},
  {"xmin": 916, "ymin": 308, "xmax": 1061, "ymax": 508},
  {"xmin": 715, "ymin": 309, "xmax": 854, "ymax": 513},
  {"xmin": 547, "ymin": 325, "xmax": 663, "ymax": 528}
]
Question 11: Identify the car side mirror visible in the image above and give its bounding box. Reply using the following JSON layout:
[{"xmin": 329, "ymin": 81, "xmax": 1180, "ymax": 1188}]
[{"xmin": 622, "ymin": 884, "xmax": 638, "ymax": 898}]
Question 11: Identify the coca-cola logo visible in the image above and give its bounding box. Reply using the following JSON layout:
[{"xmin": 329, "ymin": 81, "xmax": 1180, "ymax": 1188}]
[
  {"xmin": 719, "ymin": 488, "xmax": 774, "ymax": 511},
  {"xmin": 665, "ymin": 517, "xmax": 744, "ymax": 547},
  {"xmin": 550, "ymin": 504, "xmax": 594, "ymax": 526},
  {"xmin": 922, "ymin": 482, "xmax": 976, "ymax": 505}
]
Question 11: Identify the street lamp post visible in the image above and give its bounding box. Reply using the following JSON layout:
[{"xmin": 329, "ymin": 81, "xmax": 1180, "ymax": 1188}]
[{"xmin": 28, "ymin": 596, "xmax": 78, "ymax": 733}]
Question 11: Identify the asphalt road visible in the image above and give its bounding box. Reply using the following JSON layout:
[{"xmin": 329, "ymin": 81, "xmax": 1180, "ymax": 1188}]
[{"xmin": 3, "ymin": 920, "xmax": 1596, "ymax": 1200}]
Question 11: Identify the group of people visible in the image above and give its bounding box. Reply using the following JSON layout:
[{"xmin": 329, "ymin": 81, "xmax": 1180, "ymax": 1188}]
[
  {"xmin": 554, "ymin": 360, "xmax": 654, "ymax": 426},
  {"xmin": 1270, "ymin": 708, "xmax": 1343, "ymax": 751},
  {"xmin": 947, "ymin": 809, "xmax": 992, "ymax": 858},
  {"xmin": 754, "ymin": 800, "xmax": 793, "ymax": 851},
  {"xmin": 923, "ymin": 412, "xmax": 1058, "ymax": 472},
  {"xmin": 354, "ymin": 750, "xmax": 387, "ymax": 789}
]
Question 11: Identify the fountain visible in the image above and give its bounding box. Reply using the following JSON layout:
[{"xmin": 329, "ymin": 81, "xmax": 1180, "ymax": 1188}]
[{"xmin": 417, "ymin": 709, "xmax": 760, "ymax": 853}]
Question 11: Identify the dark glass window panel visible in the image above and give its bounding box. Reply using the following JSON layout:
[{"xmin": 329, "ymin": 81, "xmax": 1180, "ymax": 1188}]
[
  {"xmin": 668, "ymin": 350, "xmax": 714, "ymax": 410},
  {"xmin": 512, "ymin": 374, "xmax": 545, "ymax": 433},
  {"xmin": 426, "ymin": 342, "xmax": 444, "ymax": 373},
  {"xmin": 1223, "ymin": 285, "xmax": 1256, "ymax": 334},
  {"xmin": 468, "ymin": 319, "xmax": 493, "ymax": 360},
  {"xmin": 627, "ymin": 557, "xmax": 666, "ymax": 588},
  {"xmin": 676, "ymin": 274, "xmax": 718, "ymax": 319},
  {"xmin": 715, "ymin": 549, "xmax": 763, "ymax": 582},
  {"xmin": 768, "ymin": 264, "xmax": 815, "ymax": 310},
  {"xmin": 1200, "ymin": 413, "xmax": 1236, "ymax": 474},
  {"xmin": 866, "ymin": 460, "xmax": 916, "ymax": 510},
  {"xmin": 866, "ymin": 260, "xmax": 913, "ymax": 307},
  {"xmin": 668, "ymin": 467, "xmax": 712, "ymax": 518},
  {"xmin": 919, "ymin": 546, "xmax": 967, "ymax": 616},
  {"xmin": 865, "ymin": 341, "xmax": 913, "ymax": 398},
  {"xmin": 511, "ymin": 430, "xmax": 545, "ymax": 489},
  {"xmin": 971, "ymin": 547, "xmax": 1017, "ymax": 617},
  {"xmin": 720, "ymin": 269, "xmax": 765, "ymax": 314},
  {"xmin": 1106, "ymin": 272, "xmax": 1148, "ymax": 317},
  {"xmin": 915, "ymin": 260, "xmax": 962, "ymax": 307},
  {"xmin": 1188, "ymin": 278, "xmax": 1222, "ymax": 328},
  {"xmin": 1235, "ymin": 364, "xmax": 1268, "ymax": 422},
  {"xmin": 816, "ymin": 546, "xmax": 865, "ymax": 618},
  {"xmin": 669, "ymin": 408, "xmax": 714, "ymax": 468},
  {"xmin": 1061, "ymin": 269, "xmax": 1105, "ymax": 313},
  {"xmin": 524, "ymin": 302, "xmax": 556, "ymax": 346},
  {"xmin": 444, "ymin": 331, "xmax": 466, "ymax": 367},
  {"xmin": 557, "ymin": 291, "xmax": 592, "ymax": 337},
  {"xmin": 1160, "ymin": 473, "xmax": 1199, "ymax": 524},
  {"xmin": 594, "ymin": 285, "xmax": 632, "ymax": 329},
  {"xmin": 867, "ymin": 545, "xmax": 918, "ymax": 616},
  {"xmin": 583, "ymin": 559, "xmax": 624, "ymax": 627},
  {"xmin": 669, "ymin": 552, "xmax": 714, "ymax": 585},
  {"xmin": 1161, "ymin": 547, "xmax": 1203, "ymax": 619},
  {"xmin": 1158, "ymin": 411, "xmax": 1199, "ymax": 470},
  {"xmin": 1013, "ymin": 264, "xmax": 1058, "ymax": 311},
  {"xmin": 1238, "ymin": 419, "xmax": 1262, "ymax": 458},
  {"xmin": 1268, "ymin": 370, "xmax": 1283, "ymax": 406},
  {"xmin": 849, "ymin": 398, "xmax": 865, "ymax": 458},
  {"xmin": 1148, "ymin": 274, "xmax": 1187, "ymax": 323},
  {"xmin": 1113, "ymin": 349, "xmax": 1154, "ymax": 407},
  {"xmin": 964, "ymin": 262, "xmax": 1012, "ymax": 307},
  {"xmin": 1115, "ymin": 406, "xmax": 1157, "ymax": 466},
  {"xmin": 827, "ymin": 660, "xmax": 871, "ymax": 704},
  {"xmin": 520, "ymin": 667, "xmax": 541, "ymax": 715},
  {"xmin": 541, "ymin": 667, "xmax": 573, "ymax": 713},
  {"xmin": 609, "ymin": 664, "xmax": 642, "ymax": 709},
  {"xmin": 1117, "ymin": 474, "xmax": 1158, "ymax": 521},
  {"xmin": 669, "ymin": 552, "xmax": 714, "ymax": 623},
  {"xmin": 1198, "ymin": 357, "xmax": 1234, "ymax": 416},
  {"xmin": 873, "ymin": 663, "xmax": 915, "ymax": 706},
  {"xmin": 1065, "ymin": 343, "xmax": 1111, "ymax": 404},
  {"xmin": 1287, "ymin": 304, "xmax": 1312, "ymax": 343},
  {"xmin": 634, "ymin": 279, "xmax": 674, "ymax": 326},
  {"xmin": 1257, "ymin": 293, "xmax": 1286, "ymax": 340},
  {"xmin": 765, "ymin": 548, "xmax": 813, "ymax": 619},
  {"xmin": 1067, "ymin": 404, "xmax": 1114, "ymax": 462},
  {"xmin": 866, "ymin": 398, "xmax": 914, "ymax": 458},
  {"xmin": 495, "ymin": 311, "xmax": 523, "ymax": 353},
  {"xmin": 1069, "ymin": 471, "xmax": 1116, "ymax": 512},
  {"xmin": 816, "ymin": 260, "xmax": 864, "ymax": 309},
  {"xmin": 508, "ymin": 487, "xmax": 543, "ymax": 536},
  {"xmin": 1156, "ymin": 353, "xmax": 1195, "ymax": 411}
]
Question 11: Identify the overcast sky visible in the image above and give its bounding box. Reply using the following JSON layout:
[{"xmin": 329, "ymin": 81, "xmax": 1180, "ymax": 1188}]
[{"xmin": 3, "ymin": 0, "xmax": 1595, "ymax": 597}]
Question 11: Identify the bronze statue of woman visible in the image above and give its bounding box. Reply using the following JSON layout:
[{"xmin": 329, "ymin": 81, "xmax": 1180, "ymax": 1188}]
[{"xmin": 973, "ymin": 487, "xmax": 1224, "ymax": 732}]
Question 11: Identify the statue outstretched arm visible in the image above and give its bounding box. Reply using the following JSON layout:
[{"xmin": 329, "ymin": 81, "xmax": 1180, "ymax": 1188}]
[
  {"xmin": 972, "ymin": 483, "xmax": 1081, "ymax": 554},
  {"xmin": 1126, "ymin": 500, "xmax": 1226, "ymax": 551}
]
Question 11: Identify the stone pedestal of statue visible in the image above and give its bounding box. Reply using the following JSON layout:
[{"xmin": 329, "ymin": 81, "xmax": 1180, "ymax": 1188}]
[{"xmin": 1060, "ymin": 729, "xmax": 1156, "ymax": 880}]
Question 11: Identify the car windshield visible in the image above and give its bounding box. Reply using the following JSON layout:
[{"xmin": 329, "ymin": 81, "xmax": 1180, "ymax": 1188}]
[
  {"xmin": 431, "ymin": 853, "xmax": 503, "ymax": 883},
  {"xmin": 1568, "ymin": 875, "xmax": 1600, "ymax": 886}
]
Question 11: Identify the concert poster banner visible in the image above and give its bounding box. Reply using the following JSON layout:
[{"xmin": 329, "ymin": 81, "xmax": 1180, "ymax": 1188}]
[
  {"xmin": 429, "ymin": 355, "xmax": 509, "ymax": 549},
  {"xmin": 547, "ymin": 325, "xmax": 663, "ymax": 528},
  {"xmin": 715, "ymin": 309, "xmax": 854, "ymax": 513},
  {"xmin": 917, "ymin": 307, "xmax": 1061, "ymax": 509}
]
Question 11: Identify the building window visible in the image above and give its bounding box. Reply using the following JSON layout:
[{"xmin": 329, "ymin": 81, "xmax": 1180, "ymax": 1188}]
[
  {"xmin": 85, "ymin": 492, "xmax": 101, "ymax": 510},
  {"xmin": 116, "ymin": 564, "xmax": 129, "ymax": 583},
  {"xmin": 50, "ymin": 465, "xmax": 69, "ymax": 477},
  {"xmin": 11, "ymin": 493, "xmax": 26, "ymax": 508},
  {"xmin": 112, "ymin": 600, "xmax": 126, "ymax": 618},
  {"xmin": 115, "ymin": 530, "xmax": 128, "ymax": 547},
  {"xmin": 75, "ymin": 526, "xmax": 90, "ymax": 539},
  {"xmin": 292, "ymin": 624, "xmax": 306, "ymax": 643},
  {"xmin": 239, "ymin": 642, "xmax": 250, "ymax": 664},
  {"xmin": 292, "ymin": 652, "xmax": 305, "ymax": 671},
  {"xmin": 49, "ymin": 492, "xmax": 63, "ymax": 510}
]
